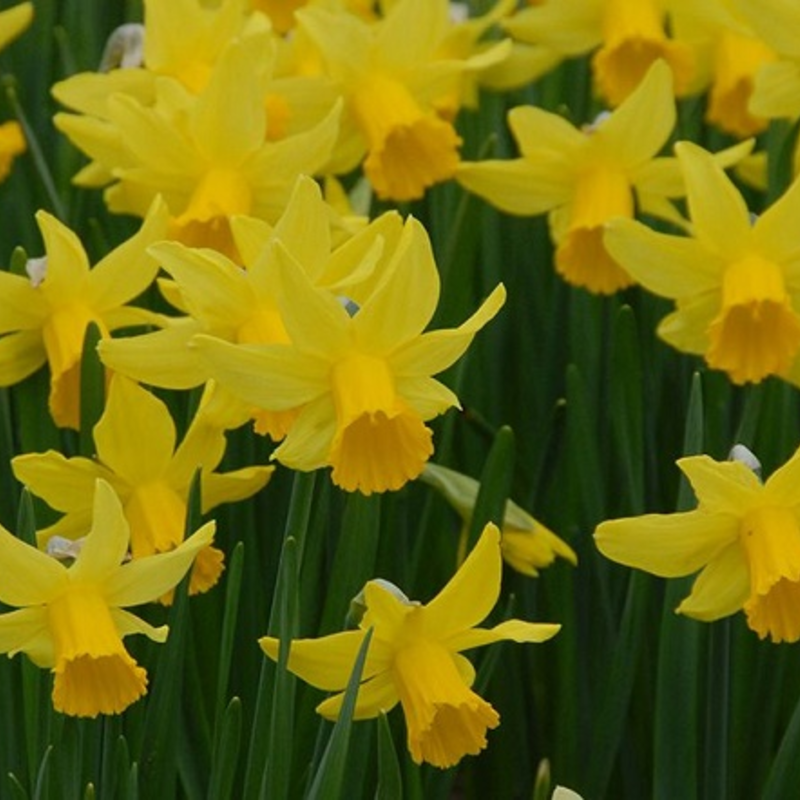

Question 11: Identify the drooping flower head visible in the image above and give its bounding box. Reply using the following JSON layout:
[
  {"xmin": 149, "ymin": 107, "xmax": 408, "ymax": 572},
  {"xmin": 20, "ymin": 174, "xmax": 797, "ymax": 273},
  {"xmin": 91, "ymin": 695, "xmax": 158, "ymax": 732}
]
[
  {"xmin": 0, "ymin": 479, "xmax": 215, "ymax": 717},
  {"xmin": 604, "ymin": 141, "xmax": 800, "ymax": 385},
  {"xmin": 595, "ymin": 445, "xmax": 800, "ymax": 643},
  {"xmin": 12, "ymin": 375, "xmax": 273, "ymax": 601},
  {"xmin": 193, "ymin": 216, "xmax": 505, "ymax": 494},
  {"xmin": 260, "ymin": 523, "xmax": 560, "ymax": 767},
  {"xmin": 421, "ymin": 462, "xmax": 577, "ymax": 576},
  {"xmin": 0, "ymin": 198, "xmax": 167, "ymax": 428}
]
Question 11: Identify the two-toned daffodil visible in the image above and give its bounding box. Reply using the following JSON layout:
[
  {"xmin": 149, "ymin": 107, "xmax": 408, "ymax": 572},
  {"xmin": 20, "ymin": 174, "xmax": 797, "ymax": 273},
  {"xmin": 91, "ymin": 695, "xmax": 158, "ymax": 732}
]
[
  {"xmin": 459, "ymin": 62, "xmax": 683, "ymax": 294},
  {"xmin": 55, "ymin": 31, "xmax": 341, "ymax": 260},
  {"xmin": 595, "ymin": 446, "xmax": 800, "ymax": 643},
  {"xmin": 605, "ymin": 141, "xmax": 800, "ymax": 385},
  {"xmin": 0, "ymin": 478, "xmax": 215, "ymax": 717},
  {"xmin": 193, "ymin": 217, "xmax": 505, "ymax": 494},
  {"xmin": 12, "ymin": 375, "xmax": 272, "ymax": 600},
  {"xmin": 0, "ymin": 198, "xmax": 167, "ymax": 429},
  {"xmin": 503, "ymin": 0, "xmax": 696, "ymax": 106},
  {"xmin": 294, "ymin": 0, "xmax": 508, "ymax": 200},
  {"xmin": 99, "ymin": 175, "xmax": 403, "ymax": 439},
  {"xmin": 260, "ymin": 523, "xmax": 560, "ymax": 768},
  {"xmin": 421, "ymin": 462, "xmax": 576, "ymax": 576}
]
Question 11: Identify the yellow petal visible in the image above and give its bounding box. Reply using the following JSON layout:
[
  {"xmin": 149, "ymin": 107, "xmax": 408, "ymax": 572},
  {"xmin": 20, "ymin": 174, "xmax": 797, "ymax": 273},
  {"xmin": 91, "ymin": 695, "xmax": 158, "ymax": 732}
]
[
  {"xmin": 0, "ymin": 272, "xmax": 47, "ymax": 333},
  {"xmin": 104, "ymin": 521, "xmax": 216, "ymax": 607},
  {"xmin": 676, "ymin": 542, "xmax": 749, "ymax": 621},
  {"xmin": 423, "ymin": 524, "xmax": 502, "ymax": 639},
  {"xmin": 270, "ymin": 395, "xmax": 337, "ymax": 472},
  {"xmin": 506, "ymin": 104, "xmax": 585, "ymax": 156},
  {"xmin": 390, "ymin": 284, "xmax": 506, "ymax": 377},
  {"xmin": 0, "ymin": 330, "xmax": 45, "ymax": 385},
  {"xmin": 259, "ymin": 629, "xmax": 389, "ymax": 690},
  {"xmin": 111, "ymin": 607, "xmax": 168, "ymax": 643},
  {"xmin": 316, "ymin": 671, "xmax": 399, "ymax": 721},
  {"xmin": 446, "ymin": 619, "xmax": 561, "ymax": 652},
  {"xmin": 594, "ymin": 509, "xmax": 738, "ymax": 577},
  {"xmin": 0, "ymin": 607, "xmax": 48, "ymax": 659},
  {"xmin": 12, "ymin": 451, "xmax": 109, "ymax": 512},
  {"xmin": 677, "ymin": 141, "xmax": 752, "ymax": 259},
  {"xmin": 0, "ymin": 521, "xmax": 67, "ymax": 607},
  {"xmin": 94, "ymin": 376, "xmax": 177, "ymax": 485},
  {"xmin": 35, "ymin": 211, "xmax": 90, "ymax": 300},
  {"xmin": 657, "ymin": 293, "xmax": 719, "ymax": 356},
  {"xmin": 201, "ymin": 466, "xmax": 274, "ymax": 512},
  {"xmin": 677, "ymin": 455, "xmax": 762, "ymax": 513},
  {"xmin": 0, "ymin": 3, "xmax": 32, "ymax": 52}
]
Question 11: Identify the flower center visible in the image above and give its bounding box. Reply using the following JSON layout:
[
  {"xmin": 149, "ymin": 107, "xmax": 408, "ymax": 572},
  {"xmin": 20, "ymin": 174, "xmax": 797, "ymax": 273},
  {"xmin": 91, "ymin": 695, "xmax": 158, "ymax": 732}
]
[
  {"xmin": 706, "ymin": 254, "xmax": 800, "ymax": 384},
  {"xmin": 41, "ymin": 303, "xmax": 108, "ymax": 430},
  {"xmin": 392, "ymin": 638, "xmax": 499, "ymax": 769},
  {"xmin": 328, "ymin": 353, "xmax": 433, "ymax": 493},
  {"xmin": 706, "ymin": 30, "xmax": 774, "ymax": 138},
  {"xmin": 739, "ymin": 504, "xmax": 800, "ymax": 642},
  {"xmin": 594, "ymin": 0, "xmax": 694, "ymax": 105},
  {"xmin": 48, "ymin": 586, "xmax": 147, "ymax": 717},
  {"xmin": 555, "ymin": 165, "xmax": 635, "ymax": 294},
  {"xmin": 349, "ymin": 73, "xmax": 462, "ymax": 201}
]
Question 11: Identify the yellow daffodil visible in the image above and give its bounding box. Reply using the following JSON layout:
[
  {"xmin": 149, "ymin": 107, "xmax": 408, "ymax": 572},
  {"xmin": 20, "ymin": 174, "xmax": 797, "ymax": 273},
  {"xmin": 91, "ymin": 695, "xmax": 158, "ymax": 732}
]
[
  {"xmin": 503, "ymin": 0, "xmax": 696, "ymax": 106},
  {"xmin": 0, "ymin": 199, "xmax": 167, "ymax": 429},
  {"xmin": 458, "ymin": 61, "xmax": 687, "ymax": 294},
  {"xmin": 0, "ymin": 478, "xmax": 215, "ymax": 717},
  {"xmin": 99, "ymin": 175, "xmax": 403, "ymax": 439},
  {"xmin": 12, "ymin": 375, "xmax": 272, "ymax": 601},
  {"xmin": 421, "ymin": 462, "xmax": 576, "ymax": 576},
  {"xmin": 605, "ymin": 141, "xmax": 800, "ymax": 385},
  {"xmin": 595, "ymin": 446, "xmax": 800, "ymax": 643},
  {"xmin": 192, "ymin": 217, "xmax": 505, "ymax": 494},
  {"xmin": 294, "ymin": 0, "xmax": 507, "ymax": 200},
  {"xmin": 55, "ymin": 32, "xmax": 341, "ymax": 260},
  {"xmin": 260, "ymin": 523, "xmax": 560, "ymax": 768}
]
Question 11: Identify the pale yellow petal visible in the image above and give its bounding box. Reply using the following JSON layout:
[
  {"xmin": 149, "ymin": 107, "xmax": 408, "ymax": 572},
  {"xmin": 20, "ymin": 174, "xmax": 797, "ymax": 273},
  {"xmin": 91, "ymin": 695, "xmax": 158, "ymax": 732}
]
[
  {"xmin": 0, "ymin": 522, "xmax": 67, "ymax": 606},
  {"xmin": 70, "ymin": 479, "xmax": 131, "ymax": 583},
  {"xmin": 423, "ymin": 524, "xmax": 502, "ymax": 639},
  {"xmin": 506, "ymin": 105, "xmax": 585, "ymax": 156},
  {"xmin": 0, "ymin": 331, "xmax": 46, "ymax": 385},
  {"xmin": 657, "ymin": 293, "xmax": 719, "ymax": 356},
  {"xmin": 272, "ymin": 176, "xmax": 331, "ymax": 274},
  {"xmin": 594, "ymin": 510, "xmax": 739, "ymax": 577},
  {"xmin": 353, "ymin": 218, "xmax": 440, "ymax": 353},
  {"xmin": 98, "ymin": 322, "xmax": 207, "ymax": 390},
  {"xmin": 0, "ymin": 3, "xmax": 33, "ymax": 52},
  {"xmin": 295, "ymin": 7, "xmax": 370, "ymax": 81},
  {"xmin": 761, "ymin": 448, "xmax": 800, "ymax": 507},
  {"xmin": 0, "ymin": 607, "xmax": 48, "ymax": 660},
  {"xmin": 88, "ymin": 196, "xmax": 168, "ymax": 312},
  {"xmin": 390, "ymin": 284, "xmax": 506, "ymax": 377},
  {"xmin": 750, "ymin": 61, "xmax": 800, "ymax": 119},
  {"xmin": 446, "ymin": 619, "xmax": 561, "ymax": 652},
  {"xmin": 457, "ymin": 159, "xmax": 572, "ymax": 215},
  {"xmin": 259, "ymin": 629, "xmax": 390, "ymax": 690},
  {"xmin": 376, "ymin": 0, "xmax": 447, "ymax": 71},
  {"xmin": 104, "ymin": 520, "xmax": 216, "ymax": 607},
  {"xmin": 111, "ymin": 607, "xmax": 168, "ymax": 643},
  {"xmin": 12, "ymin": 451, "xmax": 109, "ymax": 512},
  {"xmin": 94, "ymin": 376, "xmax": 177, "ymax": 484},
  {"xmin": 603, "ymin": 218, "xmax": 723, "ymax": 299},
  {"xmin": 192, "ymin": 335, "xmax": 328, "ymax": 410},
  {"xmin": 35, "ymin": 211, "xmax": 90, "ymax": 300},
  {"xmin": 677, "ymin": 455, "xmax": 762, "ymax": 513},
  {"xmin": 676, "ymin": 542, "xmax": 750, "ymax": 621},
  {"xmin": 316, "ymin": 671, "xmax": 399, "ymax": 721},
  {"xmin": 395, "ymin": 376, "xmax": 459, "ymax": 420},
  {"xmin": 0, "ymin": 272, "xmax": 48, "ymax": 333},
  {"xmin": 166, "ymin": 417, "xmax": 227, "ymax": 490},
  {"xmin": 754, "ymin": 176, "xmax": 800, "ymax": 268},
  {"xmin": 270, "ymin": 396, "xmax": 336, "ymax": 471},
  {"xmin": 200, "ymin": 466, "xmax": 274, "ymax": 512},
  {"xmin": 595, "ymin": 60, "xmax": 674, "ymax": 169},
  {"xmin": 677, "ymin": 141, "xmax": 752, "ymax": 259}
]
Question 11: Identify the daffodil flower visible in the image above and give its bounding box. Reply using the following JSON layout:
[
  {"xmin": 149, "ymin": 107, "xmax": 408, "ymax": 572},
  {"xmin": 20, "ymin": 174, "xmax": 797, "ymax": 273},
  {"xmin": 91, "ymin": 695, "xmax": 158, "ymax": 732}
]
[
  {"xmin": 421, "ymin": 462, "xmax": 576, "ymax": 576},
  {"xmin": 193, "ymin": 217, "xmax": 505, "ymax": 494},
  {"xmin": 595, "ymin": 447, "xmax": 800, "ymax": 643},
  {"xmin": 0, "ymin": 2, "xmax": 32, "ymax": 52},
  {"xmin": 0, "ymin": 479, "xmax": 215, "ymax": 717},
  {"xmin": 503, "ymin": 0, "xmax": 695, "ymax": 106},
  {"xmin": 99, "ymin": 175, "xmax": 403, "ymax": 439},
  {"xmin": 260, "ymin": 523, "xmax": 560, "ymax": 768},
  {"xmin": 0, "ymin": 198, "xmax": 167, "ymax": 428},
  {"xmin": 12, "ymin": 375, "xmax": 272, "ymax": 600},
  {"xmin": 458, "ymin": 61, "xmax": 718, "ymax": 294},
  {"xmin": 604, "ymin": 140, "xmax": 800, "ymax": 385}
]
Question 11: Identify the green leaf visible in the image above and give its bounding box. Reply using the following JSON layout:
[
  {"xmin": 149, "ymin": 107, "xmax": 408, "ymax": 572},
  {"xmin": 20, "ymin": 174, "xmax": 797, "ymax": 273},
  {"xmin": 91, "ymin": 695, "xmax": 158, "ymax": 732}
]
[
  {"xmin": 208, "ymin": 698, "xmax": 242, "ymax": 800},
  {"xmin": 306, "ymin": 628, "xmax": 374, "ymax": 800},
  {"xmin": 374, "ymin": 712, "xmax": 402, "ymax": 800},
  {"xmin": 78, "ymin": 322, "xmax": 104, "ymax": 459}
]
